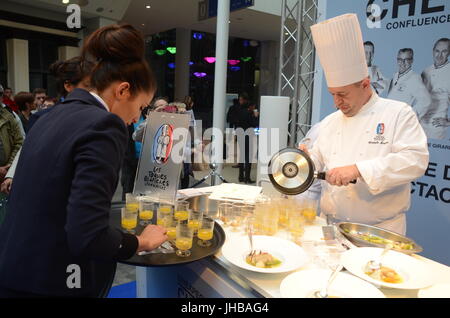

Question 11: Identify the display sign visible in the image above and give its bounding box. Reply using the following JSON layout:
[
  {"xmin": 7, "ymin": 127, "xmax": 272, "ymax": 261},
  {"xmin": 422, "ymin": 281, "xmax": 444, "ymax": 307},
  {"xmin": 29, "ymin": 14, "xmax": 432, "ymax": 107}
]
[
  {"xmin": 316, "ymin": 0, "xmax": 449, "ymax": 265},
  {"xmin": 133, "ymin": 112, "xmax": 190, "ymax": 206}
]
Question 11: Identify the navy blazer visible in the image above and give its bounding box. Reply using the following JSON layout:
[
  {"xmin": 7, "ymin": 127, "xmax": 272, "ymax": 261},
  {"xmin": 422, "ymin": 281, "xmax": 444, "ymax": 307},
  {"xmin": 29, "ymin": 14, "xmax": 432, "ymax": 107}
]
[{"xmin": 0, "ymin": 89, "xmax": 136, "ymax": 297}]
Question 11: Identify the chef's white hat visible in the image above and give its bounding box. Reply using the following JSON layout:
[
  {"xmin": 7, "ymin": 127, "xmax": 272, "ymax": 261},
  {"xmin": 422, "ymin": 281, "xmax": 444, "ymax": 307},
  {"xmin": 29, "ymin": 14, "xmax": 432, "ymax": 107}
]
[{"xmin": 311, "ymin": 14, "xmax": 368, "ymax": 88}]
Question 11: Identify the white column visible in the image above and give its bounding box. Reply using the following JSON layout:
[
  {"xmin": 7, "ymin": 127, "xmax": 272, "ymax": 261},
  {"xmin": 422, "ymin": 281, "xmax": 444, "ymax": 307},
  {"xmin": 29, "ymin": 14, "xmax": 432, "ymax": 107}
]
[
  {"xmin": 6, "ymin": 38, "xmax": 29, "ymax": 93},
  {"xmin": 211, "ymin": 0, "xmax": 230, "ymax": 185},
  {"xmin": 58, "ymin": 46, "xmax": 80, "ymax": 61},
  {"xmin": 174, "ymin": 28, "xmax": 191, "ymax": 101}
]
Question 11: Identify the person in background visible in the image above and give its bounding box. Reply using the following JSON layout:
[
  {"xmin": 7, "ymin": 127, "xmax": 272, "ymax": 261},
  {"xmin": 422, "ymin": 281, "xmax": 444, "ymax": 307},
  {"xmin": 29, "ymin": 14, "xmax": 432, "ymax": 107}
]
[
  {"xmin": 2, "ymin": 87, "xmax": 18, "ymax": 114},
  {"xmin": 364, "ymin": 41, "xmax": 387, "ymax": 95},
  {"xmin": 236, "ymin": 95, "xmax": 259, "ymax": 184},
  {"xmin": 42, "ymin": 97, "xmax": 57, "ymax": 109},
  {"xmin": 32, "ymin": 88, "xmax": 47, "ymax": 113},
  {"xmin": 421, "ymin": 38, "xmax": 450, "ymax": 140},
  {"xmin": 14, "ymin": 92, "xmax": 35, "ymax": 134},
  {"xmin": 226, "ymin": 98, "xmax": 240, "ymax": 168},
  {"xmin": 0, "ymin": 23, "xmax": 167, "ymax": 297},
  {"xmin": 308, "ymin": 14, "xmax": 428, "ymax": 234},
  {"xmin": 387, "ymin": 48, "xmax": 431, "ymax": 125},
  {"xmin": 0, "ymin": 85, "xmax": 24, "ymax": 183}
]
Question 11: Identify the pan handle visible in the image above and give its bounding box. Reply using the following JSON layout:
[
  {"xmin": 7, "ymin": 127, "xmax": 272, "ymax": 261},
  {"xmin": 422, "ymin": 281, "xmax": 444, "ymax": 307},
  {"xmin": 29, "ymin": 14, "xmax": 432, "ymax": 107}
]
[{"xmin": 316, "ymin": 171, "xmax": 357, "ymax": 184}]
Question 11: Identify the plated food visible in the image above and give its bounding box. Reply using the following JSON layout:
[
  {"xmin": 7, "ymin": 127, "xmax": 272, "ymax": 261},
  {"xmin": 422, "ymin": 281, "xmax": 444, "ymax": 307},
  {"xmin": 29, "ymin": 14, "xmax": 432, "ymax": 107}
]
[
  {"xmin": 344, "ymin": 229, "xmax": 414, "ymax": 250},
  {"xmin": 246, "ymin": 251, "xmax": 282, "ymax": 268},
  {"xmin": 365, "ymin": 265, "xmax": 403, "ymax": 284}
]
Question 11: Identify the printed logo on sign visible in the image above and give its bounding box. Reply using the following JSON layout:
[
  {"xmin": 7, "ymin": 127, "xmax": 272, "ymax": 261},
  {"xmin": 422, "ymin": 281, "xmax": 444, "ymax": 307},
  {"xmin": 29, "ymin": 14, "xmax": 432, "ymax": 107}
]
[
  {"xmin": 152, "ymin": 124, "xmax": 174, "ymax": 165},
  {"xmin": 376, "ymin": 123, "xmax": 385, "ymax": 135}
]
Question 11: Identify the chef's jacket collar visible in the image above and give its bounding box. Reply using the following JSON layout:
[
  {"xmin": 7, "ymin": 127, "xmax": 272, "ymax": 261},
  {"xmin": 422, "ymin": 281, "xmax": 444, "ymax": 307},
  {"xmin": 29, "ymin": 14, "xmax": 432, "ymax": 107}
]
[{"xmin": 356, "ymin": 91, "xmax": 379, "ymax": 116}]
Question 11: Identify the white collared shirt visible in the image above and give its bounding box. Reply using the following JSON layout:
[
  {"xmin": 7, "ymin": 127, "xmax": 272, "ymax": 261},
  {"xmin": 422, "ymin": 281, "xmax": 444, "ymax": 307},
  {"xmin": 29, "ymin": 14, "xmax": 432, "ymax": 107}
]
[{"xmin": 89, "ymin": 91, "xmax": 110, "ymax": 112}]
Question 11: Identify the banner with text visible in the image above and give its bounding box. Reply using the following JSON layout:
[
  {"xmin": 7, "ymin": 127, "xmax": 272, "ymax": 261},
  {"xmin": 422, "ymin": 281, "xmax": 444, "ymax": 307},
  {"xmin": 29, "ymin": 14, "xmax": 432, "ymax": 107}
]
[{"xmin": 317, "ymin": 0, "xmax": 449, "ymax": 265}]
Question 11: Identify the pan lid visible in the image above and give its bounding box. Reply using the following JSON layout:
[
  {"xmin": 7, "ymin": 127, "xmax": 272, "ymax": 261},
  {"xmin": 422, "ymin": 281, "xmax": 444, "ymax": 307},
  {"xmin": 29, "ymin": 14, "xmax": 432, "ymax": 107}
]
[{"xmin": 268, "ymin": 147, "xmax": 315, "ymax": 195}]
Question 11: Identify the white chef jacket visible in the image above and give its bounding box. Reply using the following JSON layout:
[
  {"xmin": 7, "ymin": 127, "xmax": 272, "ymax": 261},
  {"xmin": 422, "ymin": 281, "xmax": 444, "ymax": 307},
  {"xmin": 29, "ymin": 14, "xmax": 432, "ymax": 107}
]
[
  {"xmin": 421, "ymin": 62, "xmax": 450, "ymax": 140},
  {"xmin": 310, "ymin": 92, "xmax": 429, "ymax": 234},
  {"xmin": 368, "ymin": 65, "xmax": 388, "ymax": 95},
  {"xmin": 387, "ymin": 69, "xmax": 432, "ymax": 125}
]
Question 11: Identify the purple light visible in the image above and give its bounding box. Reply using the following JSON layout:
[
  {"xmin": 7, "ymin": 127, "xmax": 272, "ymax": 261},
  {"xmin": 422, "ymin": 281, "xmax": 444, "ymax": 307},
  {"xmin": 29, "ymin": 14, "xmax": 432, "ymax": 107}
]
[
  {"xmin": 230, "ymin": 66, "xmax": 241, "ymax": 72},
  {"xmin": 193, "ymin": 32, "xmax": 203, "ymax": 40},
  {"xmin": 243, "ymin": 40, "xmax": 250, "ymax": 47},
  {"xmin": 168, "ymin": 63, "xmax": 175, "ymax": 69},
  {"xmin": 228, "ymin": 60, "xmax": 240, "ymax": 66},
  {"xmin": 204, "ymin": 57, "xmax": 216, "ymax": 63},
  {"xmin": 194, "ymin": 72, "xmax": 207, "ymax": 78},
  {"xmin": 189, "ymin": 61, "xmax": 194, "ymax": 66}
]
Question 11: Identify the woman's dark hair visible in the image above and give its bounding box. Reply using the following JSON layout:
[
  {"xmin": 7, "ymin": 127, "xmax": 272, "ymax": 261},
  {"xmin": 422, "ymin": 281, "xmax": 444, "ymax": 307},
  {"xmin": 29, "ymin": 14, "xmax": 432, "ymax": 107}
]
[
  {"xmin": 49, "ymin": 56, "xmax": 91, "ymax": 99},
  {"xmin": 14, "ymin": 92, "xmax": 34, "ymax": 112},
  {"xmin": 81, "ymin": 24, "xmax": 156, "ymax": 96},
  {"xmin": 183, "ymin": 96, "xmax": 194, "ymax": 110}
]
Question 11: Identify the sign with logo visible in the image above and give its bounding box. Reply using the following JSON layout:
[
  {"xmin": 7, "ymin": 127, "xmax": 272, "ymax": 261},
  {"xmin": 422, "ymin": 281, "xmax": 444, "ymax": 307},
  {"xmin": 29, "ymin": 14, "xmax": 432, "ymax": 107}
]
[
  {"xmin": 134, "ymin": 112, "xmax": 190, "ymax": 206},
  {"xmin": 315, "ymin": 0, "xmax": 450, "ymax": 265}
]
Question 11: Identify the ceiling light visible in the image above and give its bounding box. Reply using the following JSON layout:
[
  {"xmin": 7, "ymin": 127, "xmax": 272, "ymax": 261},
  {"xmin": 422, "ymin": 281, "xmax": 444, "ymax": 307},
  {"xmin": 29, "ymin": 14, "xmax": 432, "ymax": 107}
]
[
  {"xmin": 62, "ymin": 0, "xmax": 69, "ymax": 3},
  {"xmin": 204, "ymin": 57, "xmax": 216, "ymax": 63},
  {"xmin": 166, "ymin": 47, "xmax": 177, "ymax": 54},
  {"xmin": 146, "ymin": 5, "xmax": 151, "ymax": 9}
]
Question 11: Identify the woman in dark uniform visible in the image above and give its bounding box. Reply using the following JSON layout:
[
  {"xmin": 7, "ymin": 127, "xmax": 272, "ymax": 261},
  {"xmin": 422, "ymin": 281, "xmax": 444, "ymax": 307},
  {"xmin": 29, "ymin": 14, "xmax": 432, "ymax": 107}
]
[{"xmin": 0, "ymin": 24, "xmax": 168, "ymax": 297}]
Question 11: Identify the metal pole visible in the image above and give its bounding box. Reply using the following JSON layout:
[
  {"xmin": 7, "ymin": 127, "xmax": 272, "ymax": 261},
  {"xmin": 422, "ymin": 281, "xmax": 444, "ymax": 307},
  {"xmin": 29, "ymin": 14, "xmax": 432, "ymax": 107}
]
[
  {"xmin": 211, "ymin": 0, "xmax": 230, "ymax": 185},
  {"xmin": 277, "ymin": 0, "xmax": 287, "ymax": 95}
]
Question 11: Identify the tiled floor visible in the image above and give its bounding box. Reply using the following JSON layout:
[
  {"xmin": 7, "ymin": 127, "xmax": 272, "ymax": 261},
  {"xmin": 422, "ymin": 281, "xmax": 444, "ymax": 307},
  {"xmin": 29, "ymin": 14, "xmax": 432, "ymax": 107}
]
[{"xmin": 110, "ymin": 163, "xmax": 258, "ymax": 292}]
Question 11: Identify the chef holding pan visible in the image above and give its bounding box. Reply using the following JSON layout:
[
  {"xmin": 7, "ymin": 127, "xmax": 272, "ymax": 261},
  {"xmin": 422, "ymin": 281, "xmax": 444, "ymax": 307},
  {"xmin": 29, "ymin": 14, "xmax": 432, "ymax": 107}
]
[{"xmin": 302, "ymin": 14, "xmax": 429, "ymax": 234}]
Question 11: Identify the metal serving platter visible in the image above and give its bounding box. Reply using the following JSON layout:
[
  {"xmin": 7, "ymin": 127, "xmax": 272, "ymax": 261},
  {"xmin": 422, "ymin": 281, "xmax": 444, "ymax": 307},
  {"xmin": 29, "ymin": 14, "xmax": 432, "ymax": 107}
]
[
  {"xmin": 110, "ymin": 207, "xmax": 226, "ymax": 267},
  {"xmin": 336, "ymin": 222, "xmax": 423, "ymax": 255}
]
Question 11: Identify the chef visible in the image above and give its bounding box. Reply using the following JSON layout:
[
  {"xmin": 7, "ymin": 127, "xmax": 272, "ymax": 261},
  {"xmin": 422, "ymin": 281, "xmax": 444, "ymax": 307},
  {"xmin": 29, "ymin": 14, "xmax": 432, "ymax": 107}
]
[
  {"xmin": 387, "ymin": 48, "xmax": 432, "ymax": 126},
  {"xmin": 307, "ymin": 14, "xmax": 429, "ymax": 234},
  {"xmin": 421, "ymin": 38, "xmax": 450, "ymax": 140}
]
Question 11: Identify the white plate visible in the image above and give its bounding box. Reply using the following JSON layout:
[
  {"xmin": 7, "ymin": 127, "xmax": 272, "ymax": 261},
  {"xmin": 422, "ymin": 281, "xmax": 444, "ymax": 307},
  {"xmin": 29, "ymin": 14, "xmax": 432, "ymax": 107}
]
[
  {"xmin": 341, "ymin": 247, "xmax": 435, "ymax": 289},
  {"xmin": 418, "ymin": 283, "xmax": 450, "ymax": 298},
  {"xmin": 280, "ymin": 268, "xmax": 386, "ymax": 298},
  {"xmin": 221, "ymin": 235, "xmax": 309, "ymax": 274}
]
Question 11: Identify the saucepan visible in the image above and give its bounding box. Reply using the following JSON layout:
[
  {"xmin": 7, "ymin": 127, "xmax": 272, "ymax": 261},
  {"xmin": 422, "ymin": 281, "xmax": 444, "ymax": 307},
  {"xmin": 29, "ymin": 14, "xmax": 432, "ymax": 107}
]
[{"xmin": 268, "ymin": 147, "xmax": 356, "ymax": 196}]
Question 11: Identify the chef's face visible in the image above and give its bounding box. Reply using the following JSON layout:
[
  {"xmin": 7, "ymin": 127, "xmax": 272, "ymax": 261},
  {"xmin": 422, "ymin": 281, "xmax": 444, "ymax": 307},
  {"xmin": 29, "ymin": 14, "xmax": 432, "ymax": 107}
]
[
  {"xmin": 364, "ymin": 45, "xmax": 374, "ymax": 66},
  {"xmin": 433, "ymin": 40, "xmax": 449, "ymax": 67},
  {"xmin": 397, "ymin": 51, "xmax": 413, "ymax": 74},
  {"xmin": 328, "ymin": 78, "xmax": 371, "ymax": 117}
]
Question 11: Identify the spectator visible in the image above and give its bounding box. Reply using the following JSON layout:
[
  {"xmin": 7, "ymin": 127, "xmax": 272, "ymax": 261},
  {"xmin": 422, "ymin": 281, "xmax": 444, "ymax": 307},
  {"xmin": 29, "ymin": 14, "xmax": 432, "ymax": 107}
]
[
  {"xmin": 42, "ymin": 97, "xmax": 57, "ymax": 109},
  {"xmin": 32, "ymin": 88, "xmax": 47, "ymax": 112},
  {"xmin": 0, "ymin": 85, "xmax": 24, "ymax": 183},
  {"xmin": 14, "ymin": 92, "xmax": 35, "ymax": 134},
  {"xmin": 2, "ymin": 87, "xmax": 18, "ymax": 113}
]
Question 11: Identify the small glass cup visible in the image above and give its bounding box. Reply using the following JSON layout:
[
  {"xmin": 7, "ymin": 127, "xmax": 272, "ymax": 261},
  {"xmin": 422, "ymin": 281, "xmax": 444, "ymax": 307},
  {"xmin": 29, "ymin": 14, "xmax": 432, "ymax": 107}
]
[
  {"xmin": 188, "ymin": 210, "xmax": 203, "ymax": 234},
  {"xmin": 230, "ymin": 203, "xmax": 245, "ymax": 232},
  {"xmin": 218, "ymin": 202, "xmax": 233, "ymax": 226},
  {"xmin": 175, "ymin": 223, "xmax": 194, "ymax": 257},
  {"xmin": 157, "ymin": 208, "xmax": 173, "ymax": 228},
  {"xmin": 197, "ymin": 216, "xmax": 215, "ymax": 247},
  {"xmin": 288, "ymin": 210, "xmax": 305, "ymax": 245},
  {"xmin": 301, "ymin": 199, "xmax": 318, "ymax": 225},
  {"xmin": 121, "ymin": 207, "xmax": 138, "ymax": 234},
  {"xmin": 175, "ymin": 201, "xmax": 190, "ymax": 221},
  {"xmin": 139, "ymin": 200, "xmax": 155, "ymax": 226},
  {"xmin": 125, "ymin": 193, "xmax": 139, "ymax": 212},
  {"xmin": 158, "ymin": 204, "xmax": 174, "ymax": 215},
  {"xmin": 166, "ymin": 216, "xmax": 178, "ymax": 241}
]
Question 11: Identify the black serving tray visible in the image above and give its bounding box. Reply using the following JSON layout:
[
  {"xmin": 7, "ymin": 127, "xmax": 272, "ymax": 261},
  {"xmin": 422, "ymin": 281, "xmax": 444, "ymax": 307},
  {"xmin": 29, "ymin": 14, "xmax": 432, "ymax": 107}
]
[{"xmin": 110, "ymin": 207, "xmax": 226, "ymax": 267}]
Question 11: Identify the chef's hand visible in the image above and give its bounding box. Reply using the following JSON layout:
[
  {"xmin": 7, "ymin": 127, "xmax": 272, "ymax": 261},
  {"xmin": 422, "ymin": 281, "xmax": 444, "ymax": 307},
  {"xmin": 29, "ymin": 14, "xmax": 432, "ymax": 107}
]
[
  {"xmin": 297, "ymin": 143, "xmax": 309, "ymax": 155},
  {"xmin": 136, "ymin": 224, "xmax": 168, "ymax": 252},
  {"xmin": 1, "ymin": 178, "xmax": 13, "ymax": 194},
  {"xmin": 326, "ymin": 164, "xmax": 361, "ymax": 186}
]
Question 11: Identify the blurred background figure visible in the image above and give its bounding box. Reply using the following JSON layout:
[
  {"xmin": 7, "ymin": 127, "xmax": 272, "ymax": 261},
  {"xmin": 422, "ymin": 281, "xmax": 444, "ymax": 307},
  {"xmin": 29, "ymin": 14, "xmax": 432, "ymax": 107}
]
[
  {"xmin": 42, "ymin": 97, "xmax": 57, "ymax": 109},
  {"xmin": 2, "ymin": 87, "xmax": 18, "ymax": 114},
  {"xmin": 14, "ymin": 92, "xmax": 35, "ymax": 134},
  {"xmin": 32, "ymin": 88, "xmax": 46, "ymax": 113},
  {"xmin": 364, "ymin": 41, "xmax": 387, "ymax": 95}
]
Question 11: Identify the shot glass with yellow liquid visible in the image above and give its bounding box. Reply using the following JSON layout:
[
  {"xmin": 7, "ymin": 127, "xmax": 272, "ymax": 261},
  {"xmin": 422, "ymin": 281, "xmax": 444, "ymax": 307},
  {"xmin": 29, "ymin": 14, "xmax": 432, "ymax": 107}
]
[
  {"xmin": 188, "ymin": 210, "xmax": 203, "ymax": 235},
  {"xmin": 157, "ymin": 208, "xmax": 173, "ymax": 228},
  {"xmin": 301, "ymin": 199, "xmax": 318, "ymax": 225},
  {"xmin": 166, "ymin": 216, "xmax": 178, "ymax": 241},
  {"xmin": 121, "ymin": 207, "xmax": 138, "ymax": 234},
  {"xmin": 218, "ymin": 202, "xmax": 233, "ymax": 226},
  {"xmin": 288, "ymin": 210, "xmax": 305, "ymax": 245},
  {"xmin": 125, "ymin": 193, "xmax": 139, "ymax": 212},
  {"xmin": 175, "ymin": 223, "xmax": 194, "ymax": 257},
  {"xmin": 139, "ymin": 200, "xmax": 155, "ymax": 226},
  {"xmin": 197, "ymin": 216, "xmax": 215, "ymax": 247},
  {"xmin": 175, "ymin": 201, "xmax": 190, "ymax": 221}
]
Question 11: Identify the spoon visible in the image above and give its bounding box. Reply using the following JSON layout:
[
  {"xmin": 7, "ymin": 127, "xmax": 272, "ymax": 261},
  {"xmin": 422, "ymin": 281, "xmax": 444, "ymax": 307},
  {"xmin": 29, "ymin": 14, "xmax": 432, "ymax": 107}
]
[
  {"xmin": 247, "ymin": 221, "xmax": 254, "ymax": 256},
  {"xmin": 365, "ymin": 243, "xmax": 393, "ymax": 278},
  {"xmin": 314, "ymin": 264, "xmax": 344, "ymax": 298}
]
